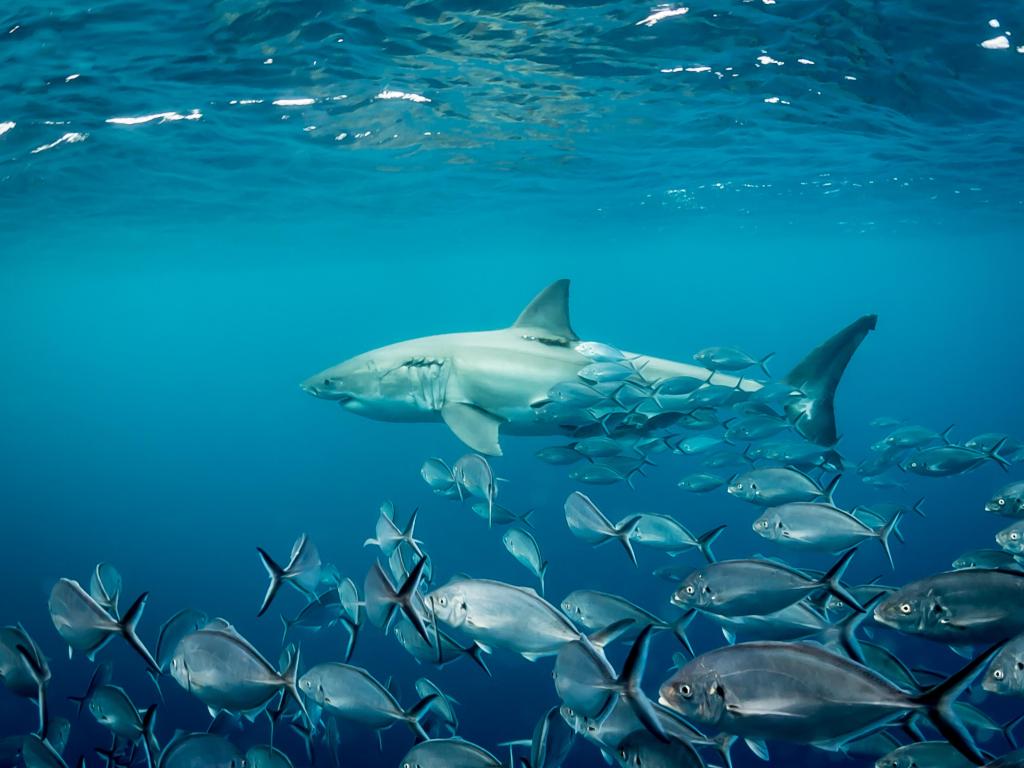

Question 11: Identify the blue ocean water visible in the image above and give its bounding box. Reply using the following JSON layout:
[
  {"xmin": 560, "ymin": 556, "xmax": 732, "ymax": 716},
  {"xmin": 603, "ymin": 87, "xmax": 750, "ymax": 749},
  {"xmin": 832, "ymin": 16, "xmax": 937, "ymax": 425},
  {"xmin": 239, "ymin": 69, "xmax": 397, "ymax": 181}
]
[{"xmin": 2, "ymin": 0, "xmax": 1024, "ymax": 766}]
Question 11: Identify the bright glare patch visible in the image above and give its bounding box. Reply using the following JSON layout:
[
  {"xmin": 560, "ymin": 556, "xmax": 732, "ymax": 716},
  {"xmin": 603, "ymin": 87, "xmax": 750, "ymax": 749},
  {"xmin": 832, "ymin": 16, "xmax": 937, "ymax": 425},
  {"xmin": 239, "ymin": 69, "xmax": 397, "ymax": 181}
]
[
  {"xmin": 106, "ymin": 110, "xmax": 202, "ymax": 125},
  {"xmin": 988, "ymin": 19, "xmax": 1000, "ymax": 28},
  {"xmin": 764, "ymin": 96, "xmax": 790, "ymax": 105},
  {"xmin": 0, "ymin": 121, "xmax": 14, "ymax": 137},
  {"xmin": 272, "ymin": 98, "xmax": 316, "ymax": 106},
  {"xmin": 65, "ymin": 73, "xmax": 80, "ymax": 82},
  {"xmin": 376, "ymin": 90, "xmax": 431, "ymax": 103},
  {"xmin": 981, "ymin": 35, "xmax": 1010, "ymax": 49},
  {"xmin": 797, "ymin": 58, "xmax": 815, "ymax": 65},
  {"xmin": 30, "ymin": 132, "xmax": 87, "ymax": 154},
  {"xmin": 636, "ymin": 6, "xmax": 688, "ymax": 27}
]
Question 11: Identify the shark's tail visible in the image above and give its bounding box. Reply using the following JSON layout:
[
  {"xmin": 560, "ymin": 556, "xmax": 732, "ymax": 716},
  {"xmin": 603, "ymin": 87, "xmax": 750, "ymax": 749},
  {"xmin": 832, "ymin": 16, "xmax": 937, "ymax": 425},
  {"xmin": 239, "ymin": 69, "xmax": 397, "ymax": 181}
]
[{"xmin": 782, "ymin": 315, "xmax": 877, "ymax": 446}]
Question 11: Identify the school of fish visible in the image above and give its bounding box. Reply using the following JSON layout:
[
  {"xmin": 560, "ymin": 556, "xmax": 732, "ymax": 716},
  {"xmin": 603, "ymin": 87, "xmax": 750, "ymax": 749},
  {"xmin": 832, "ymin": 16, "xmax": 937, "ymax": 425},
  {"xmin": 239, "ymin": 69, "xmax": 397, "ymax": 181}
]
[{"xmin": 4, "ymin": 281, "xmax": 1024, "ymax": 768}]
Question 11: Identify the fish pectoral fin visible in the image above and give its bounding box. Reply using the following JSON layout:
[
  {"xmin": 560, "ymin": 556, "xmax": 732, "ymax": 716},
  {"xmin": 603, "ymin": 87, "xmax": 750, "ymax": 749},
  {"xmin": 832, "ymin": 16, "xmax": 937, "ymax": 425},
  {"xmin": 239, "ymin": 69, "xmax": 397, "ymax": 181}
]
[{"xmin": 441, "ymin": 402, "xmax": 505, "ymax": 456}]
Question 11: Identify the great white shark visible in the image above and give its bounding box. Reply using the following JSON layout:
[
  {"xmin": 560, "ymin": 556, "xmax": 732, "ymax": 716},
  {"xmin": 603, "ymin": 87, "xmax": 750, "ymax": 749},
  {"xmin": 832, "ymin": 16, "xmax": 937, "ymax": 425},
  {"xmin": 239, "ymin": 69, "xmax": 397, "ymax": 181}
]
[{"xmin": 301, "ymin": 280, "xmax": 876, "ymax": 456}]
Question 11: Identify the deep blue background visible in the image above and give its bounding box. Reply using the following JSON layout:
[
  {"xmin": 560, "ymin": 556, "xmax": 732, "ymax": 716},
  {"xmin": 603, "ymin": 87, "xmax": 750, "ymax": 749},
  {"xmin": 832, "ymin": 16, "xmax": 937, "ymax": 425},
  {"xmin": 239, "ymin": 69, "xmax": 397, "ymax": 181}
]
[{"xmin": 2, "ymin": 0, "xmax": 1023, "ymax": 765}]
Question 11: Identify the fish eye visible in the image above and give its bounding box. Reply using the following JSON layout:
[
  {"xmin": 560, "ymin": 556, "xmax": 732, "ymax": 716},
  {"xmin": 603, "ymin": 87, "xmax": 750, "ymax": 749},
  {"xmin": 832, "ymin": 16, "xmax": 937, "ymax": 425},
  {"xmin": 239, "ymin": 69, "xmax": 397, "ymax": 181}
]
[
  {"xmin": 565, "ymin": 707, "xmax": 574, "ymax": 716},
  {"xmin": 994, "ymin": 669, "xmax": 1005, "ymax": 680},
  {"xmin": 437, "ymin": 596, "xmax": 447, "ymax": 606},
  {"xmin": 1013, "ymin": 532, "xmax": 1020, "ymax": 540},
  {"xmin": 899, "ymin": 603, "xmax": 912, "ymax": 614},
  {"xmin": 999, "ymin": 499, "xmax": 1006, "ymax": 506},
  {"xmin": 619, "ymin": 750, "xmax": 627, "ymax": 759},
  {"xmin": 677, "ymin": 682, "xmax": 692, "ymax": 698},
  {"xmin": 685, "ymin": 585, "xmax": 695, "ymax": 595}
]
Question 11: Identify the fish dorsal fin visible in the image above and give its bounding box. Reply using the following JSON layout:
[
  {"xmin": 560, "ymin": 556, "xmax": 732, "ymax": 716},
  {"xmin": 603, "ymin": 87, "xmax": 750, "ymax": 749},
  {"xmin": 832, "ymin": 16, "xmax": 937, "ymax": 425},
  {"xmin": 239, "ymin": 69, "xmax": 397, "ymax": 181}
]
[{"xmin": 513, "ymin": 279, "xmax": 578, "ymax": 341}]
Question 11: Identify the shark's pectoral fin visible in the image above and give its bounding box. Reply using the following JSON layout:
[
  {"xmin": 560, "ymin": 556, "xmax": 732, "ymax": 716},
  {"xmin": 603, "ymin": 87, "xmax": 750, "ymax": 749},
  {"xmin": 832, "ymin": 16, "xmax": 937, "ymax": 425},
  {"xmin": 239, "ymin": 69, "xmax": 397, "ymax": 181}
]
[{"xmin": 441, "ymin": 402, "xmax": 505, "ymax": 456}]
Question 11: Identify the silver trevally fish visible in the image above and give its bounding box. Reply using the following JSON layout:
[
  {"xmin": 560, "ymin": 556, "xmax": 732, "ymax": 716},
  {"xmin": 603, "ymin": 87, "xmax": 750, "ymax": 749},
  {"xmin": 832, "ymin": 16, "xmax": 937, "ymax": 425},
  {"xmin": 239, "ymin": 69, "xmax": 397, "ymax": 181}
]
[
  {"xmin": 560, "ymin": 590, "xmax": 691, "ymax": 651},
  {"xmin": 694, "ymin": 346, "xmax": 774, "ymax": 377},
  {"xmin": 88, "ymin": 563, "xmax": 122, "ymax": 620},
  {"xmin": 469, "ymin": 501, "xmax": 534, "ymax": 528},
  {"xmin": 48, "ymin": 578, "xmax": 159, "ymax": 673},
  {"xmin": 500, "ymin": 705, "xmax": 575, "ymax": 768},
  {"xmin": 298, "ymin": 662, "xmax": 438, "ymax": 740},
  {"xmin": 690, "ymin": 601, "xmax": 832, "ymax": 646},
  {"xmin": 873, "ymin": 424, "xmax": 953, "ymax": 452},
  {"xmin": 155, "ymin": 609, "xmax": 209, "ymax": 673},
  {"xmin": 502, "ymin": 527, "xmax": 548, "ymax": 595},
  {"xmin": 397, "ymin": 738, "xmax": 503, "ymax": 768},
  {"xmin": 246, "ymin": 746, "xmax": 293, "ymax": 768},
  {"xmin": 20, "ymin": 736, "xmax": 67, "ymax": 768},
  {"xmin": 559, "ymin": 697, "xmax": 716, "ymax": 763},
  {"xmin": 996, "ymin": 521, "xmax": 1024, "ymax": 555},
  {"xmin": 414, "ymin": 677, "xmax": 459, "ymax": 736},
  {"xmin": 553, "ymin": 625, "xmax": 668, "ymax": 742},
  {"xmin": 966, "ymin": 433, "xmax": 1024, "ymax": 461},
  {"xmin": 727, "ymin": 469, "xmax": 840, "ymax": 506},
  {"xmin": 563, "ymin": 491, "xmax": 642, "ymax": 565},
  {"xmin": 876, "ymin": 741, "xmax": 974, "ymax": 768},
  {"xmin": 614, "ymin": 730, "xmax": 704, "ymax": 768},
  {"xmin": 986, "ymin": 481, "xmax": 1024, "ymax": 517},
  {"xmin": 903, "ymin": 441, "xmax": 1010, "ymax": 476},
  {"xmin": 391, "ymin": 611, "xmax": 490, "ymax": 675},
  {"xmin": 0, "ymin": 624, "xmax": 50, "ymax": 734},
  {"xmin": 952, "ymin": 549, "xmax": 1023, "ymax": 571},
  {"xmin": 982, "ymin": 632, "xmax": 1024, "ymax": 697},
  {"xmin": 671, "ymin": 551, "xmax": 863, "ymax": 617},
  {"xmin": 428, "ymin": 577, "xmax": 580, "ymax": 661},
  {"xmin": 170, "ymin": 619, "xmax": 308, "ymax": 722},
  {"xmin": 753, "ymin": 503, "xmax": 903, "ymax": 567},
  {"xmin": 629, "ymin": 514, "xmax": 724, "ymax": 563},
  {"xmin": 255, "ymin": 533, "xmax": 322, "ymax": 617},
  {"xmin": 420, "ymin": 457, "xmax": 462, "ymax": 499},
  {"xmin": 659, "ymin": 641, "xmax": 1002, "ymax": 763},
  {"xmin": 365, "ymin": 503, "xmax": 423, "ymax": 557},
  {"xmin": 874, "ymin": 569, "xmax": 1024, "ymax": 643},
  {"xmin": 87, "ymin": 685, "xmax": 158, "ymax": 758},
  {"xmin": 303, "ymin": 280, "xmax": 876, "ymax": 455},
  {"xmin": 677, "ymin": 473, "xmax": 727, "ymax": 493},
  {"xmin": 453, "ymin": 453, "xmax": 497, "ymax": 525},
  {"xmin": 157, "ymin": 733, "xmax": 244, "ymax": 768}
]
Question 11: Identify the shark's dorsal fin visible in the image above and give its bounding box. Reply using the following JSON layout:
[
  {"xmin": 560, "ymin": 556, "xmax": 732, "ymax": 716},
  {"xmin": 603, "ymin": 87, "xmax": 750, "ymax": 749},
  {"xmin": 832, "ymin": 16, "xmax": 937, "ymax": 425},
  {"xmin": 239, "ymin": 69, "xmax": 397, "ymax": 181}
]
[{"xmin": 513, "ymin": 279, "xmax": 577, "ymax": 341}]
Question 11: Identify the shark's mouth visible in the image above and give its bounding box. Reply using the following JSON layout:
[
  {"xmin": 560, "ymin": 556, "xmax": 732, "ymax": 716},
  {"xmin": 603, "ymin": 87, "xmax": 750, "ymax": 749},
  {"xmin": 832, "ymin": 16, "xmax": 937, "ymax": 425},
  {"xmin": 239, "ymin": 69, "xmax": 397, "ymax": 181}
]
[{"xmin": 335, "ymin": 394, "xmax": 355, "ymax": 405}]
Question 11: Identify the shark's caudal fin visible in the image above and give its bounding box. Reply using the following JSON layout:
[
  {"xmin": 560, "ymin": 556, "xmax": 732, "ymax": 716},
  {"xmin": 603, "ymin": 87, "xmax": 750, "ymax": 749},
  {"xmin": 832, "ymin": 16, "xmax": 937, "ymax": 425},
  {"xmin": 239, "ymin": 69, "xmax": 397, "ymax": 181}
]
[{"xmin": 782, "ymin": 315, "xmax": 877, "ymax": 446}]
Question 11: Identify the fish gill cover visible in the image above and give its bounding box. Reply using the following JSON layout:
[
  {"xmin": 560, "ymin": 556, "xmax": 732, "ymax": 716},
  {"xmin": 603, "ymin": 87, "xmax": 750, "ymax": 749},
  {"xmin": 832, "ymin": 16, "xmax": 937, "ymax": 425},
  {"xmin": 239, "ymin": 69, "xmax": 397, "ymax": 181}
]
[{"xmin": 1, "ymin": 1, "xmax": 1024, "ymax": 768}]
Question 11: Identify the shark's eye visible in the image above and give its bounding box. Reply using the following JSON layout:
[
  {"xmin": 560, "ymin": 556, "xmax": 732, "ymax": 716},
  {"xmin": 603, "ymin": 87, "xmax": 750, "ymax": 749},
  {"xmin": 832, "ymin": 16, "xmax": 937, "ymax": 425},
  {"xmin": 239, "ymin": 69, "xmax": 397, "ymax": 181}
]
[
  {"xmin": 899, "ymin": 603, "xmax": 912, "ymax": 614},
  {"xmin": 323, "ymin": 378, "xmax": 330, "ymax": 386}
]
